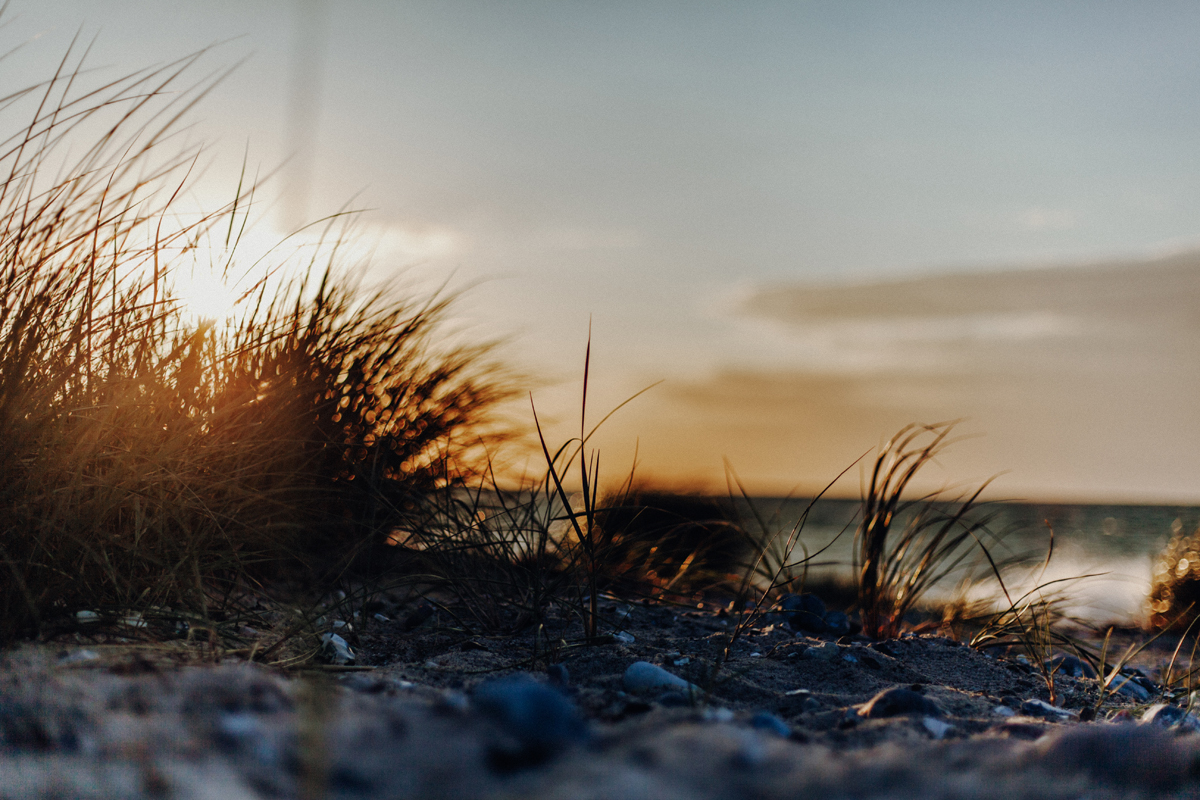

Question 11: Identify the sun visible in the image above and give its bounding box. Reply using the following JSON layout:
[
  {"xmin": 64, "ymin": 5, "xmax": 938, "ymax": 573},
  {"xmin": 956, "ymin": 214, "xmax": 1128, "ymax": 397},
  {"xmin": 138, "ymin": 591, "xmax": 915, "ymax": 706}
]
[{"xmin": 169, "ymin": 264, "xmax": 244, "ymax": 327}]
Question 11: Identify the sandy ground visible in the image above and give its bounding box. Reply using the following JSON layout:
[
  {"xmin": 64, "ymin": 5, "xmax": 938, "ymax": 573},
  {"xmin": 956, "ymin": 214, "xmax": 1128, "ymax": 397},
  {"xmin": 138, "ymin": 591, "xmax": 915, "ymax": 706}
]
[{"xmin": 3, "ymin": 596, "xmax": 1199, "ymax": 799}]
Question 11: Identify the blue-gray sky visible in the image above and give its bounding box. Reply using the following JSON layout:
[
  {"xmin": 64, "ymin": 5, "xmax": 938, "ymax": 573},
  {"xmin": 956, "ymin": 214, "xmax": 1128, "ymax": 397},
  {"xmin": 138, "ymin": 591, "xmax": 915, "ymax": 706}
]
[{"xmin": 9, "ymin": 2, "xmax": 1200, "ymax": 501}]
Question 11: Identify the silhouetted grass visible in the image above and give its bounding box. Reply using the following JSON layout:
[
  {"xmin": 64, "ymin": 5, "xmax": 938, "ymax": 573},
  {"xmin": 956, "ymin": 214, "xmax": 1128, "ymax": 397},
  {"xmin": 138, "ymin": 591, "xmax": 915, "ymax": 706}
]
[
  {"xmin": 1150, "ymin": 525, "xmax": 1200, "ymax": 632},
  {"xmin": 855, "ymin": 422, "xmax": 1002, "ymax": 639},
  {"xmin": 0, "ymin": 32, "xmax": 1127, "ymax": 679},
  {"xmin": 0, "ymin": 42, "xmax": 512, "ymax": 645}
]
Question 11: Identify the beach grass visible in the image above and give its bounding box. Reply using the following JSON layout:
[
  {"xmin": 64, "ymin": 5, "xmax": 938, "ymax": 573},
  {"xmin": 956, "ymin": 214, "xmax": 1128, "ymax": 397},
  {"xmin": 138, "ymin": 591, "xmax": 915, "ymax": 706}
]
[
  {"xmin": 0, "ymin": 33, "xmax": 1167, "ymax": 685},
  {"xmin": 0, "ymin": 43, "xmax": 512, "ymax": 647}
]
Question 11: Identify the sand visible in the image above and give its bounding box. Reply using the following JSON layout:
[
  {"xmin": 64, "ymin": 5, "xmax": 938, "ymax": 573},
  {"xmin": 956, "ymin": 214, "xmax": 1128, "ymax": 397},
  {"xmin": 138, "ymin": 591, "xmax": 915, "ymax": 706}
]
[{"xmin": 1, "ymin": 597, "xmax": 1197, "ymax": 799}]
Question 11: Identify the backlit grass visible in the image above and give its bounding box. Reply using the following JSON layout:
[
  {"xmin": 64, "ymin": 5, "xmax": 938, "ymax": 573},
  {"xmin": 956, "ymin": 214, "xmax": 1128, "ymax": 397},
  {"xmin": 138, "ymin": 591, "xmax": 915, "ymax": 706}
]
[{"xmin": 0, "ymin": 42, "xmax": 512, "ymax": 645}]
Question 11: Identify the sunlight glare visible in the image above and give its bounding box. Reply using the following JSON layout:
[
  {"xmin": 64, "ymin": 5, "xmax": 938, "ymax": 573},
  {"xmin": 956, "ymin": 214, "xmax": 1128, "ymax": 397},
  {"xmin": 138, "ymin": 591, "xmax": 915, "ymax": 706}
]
[{"xmin": 162, "ymin": 214, "xmax": 465, "ymax": 327}]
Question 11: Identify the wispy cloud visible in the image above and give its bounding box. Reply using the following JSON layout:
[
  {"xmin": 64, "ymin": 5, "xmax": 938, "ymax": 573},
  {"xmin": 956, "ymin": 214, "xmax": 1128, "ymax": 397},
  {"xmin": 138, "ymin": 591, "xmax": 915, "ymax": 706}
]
[{"xmin": 1017, "ymin": 206, "xmax": 1077, "ymax": 230}]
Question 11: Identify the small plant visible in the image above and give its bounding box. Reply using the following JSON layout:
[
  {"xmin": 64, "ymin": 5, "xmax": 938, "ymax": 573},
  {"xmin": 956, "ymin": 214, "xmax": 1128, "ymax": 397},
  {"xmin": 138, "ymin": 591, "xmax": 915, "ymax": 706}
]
[
  {"xmin": 855, "ymin": 421, "xmax": 1001, "ymax": 639},
  {"xmin": 716, "ymin": 462, "xmax": 854, "ymax": 663},
  {"xmin": 530, "ymin": 335, "xmax": 662, "ymax": 640},
  {"xmin": 969, "ymin": 574, "xmax": 1096, "ymax": 706},
  {"xmin": 590, "ymin": 488, "xmax": 746, "ymax": 600}
]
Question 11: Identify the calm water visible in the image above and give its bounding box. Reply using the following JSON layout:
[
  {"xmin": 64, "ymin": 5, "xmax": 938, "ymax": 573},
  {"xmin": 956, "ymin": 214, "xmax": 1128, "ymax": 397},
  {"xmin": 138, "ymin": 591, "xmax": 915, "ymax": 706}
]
[{"xmin": 732, "ymin": 498, "xmax": 1200, "ymax": 625}]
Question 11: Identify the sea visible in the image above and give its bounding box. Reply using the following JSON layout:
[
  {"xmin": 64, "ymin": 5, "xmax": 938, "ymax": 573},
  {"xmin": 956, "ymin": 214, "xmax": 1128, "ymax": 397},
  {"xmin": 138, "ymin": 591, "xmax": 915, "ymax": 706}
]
[{"xmin": 730, "ymin": 498, "xmax": 1200, "ymax": 627}]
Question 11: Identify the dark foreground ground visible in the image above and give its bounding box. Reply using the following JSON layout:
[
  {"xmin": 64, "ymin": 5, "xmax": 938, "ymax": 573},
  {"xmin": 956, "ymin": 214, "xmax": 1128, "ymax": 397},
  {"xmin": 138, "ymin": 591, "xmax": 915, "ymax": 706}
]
[{"xmin": 3, "ymin": 596, "xmax": 1199, "ymax": 799}]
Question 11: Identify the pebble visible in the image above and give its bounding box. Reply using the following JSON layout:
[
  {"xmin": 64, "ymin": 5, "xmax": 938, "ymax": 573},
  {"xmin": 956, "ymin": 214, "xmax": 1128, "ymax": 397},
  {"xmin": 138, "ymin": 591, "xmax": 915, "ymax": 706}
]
[
  {"xmin": 373, "ymin": 613, "xmax": 391, "ymax": 623},
  {"xmin": 438, "ymin": 691, "xmax": 470, "ymax": 713},
  {"xmin": 921, "ymin": 716, "xmax": 952, "ymax": 739},
  {"xmin": 703, "ymin": 707, "xmax": 736, "ymax": 723},
  {"xmin": 802, "ymin": 642, "xmax": 839, "ymax": 661},
  {"xmin": 781, "ymin": 593, "xmax": 827, "ymax": 633},
  {"xmin": 401, "ymin": 602, "xmax": 435, "ymax": 631},
  {"xmin": 612, "ymin": 631, "xmax": 636, "ymax": 644},
  {"xmin": 656, "ymin": 691, "xmax": 693, "ymax": 708},
  {"xmin": 74, "ymin": 610, "xmax": 101, "ymax": 625},
  {"xmin": 1045, "ymin": 654, "xmax": 1097, "ymax": 679},
  {"xmin": 623, "ymin": 661, "xmax": 702, "ymax": 698},
  {"xmin": 473, "ymin": 674, "xmax": 589, "ymax": 758},
  {"xmin": 749, "ymin": 711, "xmax": 791, "ymax": 738},
  {"xmin": 1108, "ymin": 672, "xmax": 1154, "ymax": 702},
  {"xmin": 339, "ymin": 674, "xmax": 388, "ymax": 694},
  {"xmin": 57, "ymin": 649, "xmax": 100, "ymax": 665},
  {"xmin": 546, "ymin": 664, "xmax": 569, "ymax": 687},
  {"xmin": 320, "ymin": 633, "xmax": 355, "ymax": 666},
  {"xmin": 1141, "ymin": 703, "xmax": 1200, "ymax": 732},
  {"xmin": 1020, "ymin": 698, "xmax": 1075, "ymax": 720},
  {"xmin": 822, "ymin": 611, "xmax": 852, "ymax": 637},
  {"xmin": 1037, "ymin": 725, "xmax": 1194, "ymax": 790},
  {"xmin": 858, "ymin": 688, "xmax": 942, "ymax": 719},
  {"xmin": 213, "ymin": 712, "xmax": 277, "ymax": 765}
]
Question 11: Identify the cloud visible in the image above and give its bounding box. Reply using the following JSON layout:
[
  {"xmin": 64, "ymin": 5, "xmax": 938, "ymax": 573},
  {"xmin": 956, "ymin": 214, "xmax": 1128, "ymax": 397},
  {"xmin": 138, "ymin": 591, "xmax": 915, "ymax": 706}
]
[
  {"xmin": 365, "ymin": 222, "xmax": 466, "ymax": 263},
  {"xmin": 1017, "ymin": 206, "xmax": 1077, "ymax": 230},
  {"xmin": 729, "ymin": 250, "xmax": 1200, "ymax": 376},
  {"xmin": 531, "ymin": 226, "xmax": 643, "ymax": 251}
]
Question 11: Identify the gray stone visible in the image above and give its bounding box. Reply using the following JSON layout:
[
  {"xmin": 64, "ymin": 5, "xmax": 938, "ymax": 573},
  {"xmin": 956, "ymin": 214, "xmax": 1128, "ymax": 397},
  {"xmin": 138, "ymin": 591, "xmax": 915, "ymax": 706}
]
[
  {"xmin": 472, "ymin": 674, "xmax": 589, "ymax": 765},
  {"xmin": 1108, "ymin": 672, "xmax": 1154, "ymax": 702},
  {"xmin": 822, "ymin": 610, "xmax": 851, "ymax": 636},
  {"xmin": 1020, "ymin": 698, "xmax": 1075, "ymax": 720},
  {"xmin": 623, "ymin": 661, "xmax": 702, "ymax": 698},
  {"xmin": 1045, "ymin": 654, "xmax": 1097, "ymax": 679},
  {"xmin": 56, "ymin": 649, "xmax": 100, "ymax": 665},
  {"xmin": 546, "ymin": 664, "xmax": 569, "ymax": 687},
  {"xmin": 858, "ymin": 688, "xmax": 942, "ymax": 719},
  {"xmin": 781, "ymin": 593, "xmax": 827, "ymax": 633},
  {"xmin": 320, "ymin": 633, "xmax": 355, "ymax": 666},
  {"xmin": 922, "ymin": 716, "xmax": 952, "ymax": 739},
  {"xmin": 802, "ymin": 642, "xmax": 840, "ymax": 661},
  {"xmin": 1141, "ymin": 703, "xmax": 1200, "ymax": 731},
  {"xmin": 1037, "ymin": 725, "xmax": 1194, "ymax": 790},
  {"xmin": 749, "ymin": 711, "xmax": 791, "ymax": 738}
]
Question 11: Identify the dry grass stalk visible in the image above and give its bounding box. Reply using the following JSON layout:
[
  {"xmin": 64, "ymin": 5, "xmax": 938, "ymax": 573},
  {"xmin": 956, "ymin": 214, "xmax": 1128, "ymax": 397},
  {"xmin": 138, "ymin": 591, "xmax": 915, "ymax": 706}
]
[
  {"xmin": 0, "ymin": 36, "xmax": 512, "ymax": 647},
  {"xmin": 856, "ymin": 421, "xmax": 1001, "ymax": 639}
]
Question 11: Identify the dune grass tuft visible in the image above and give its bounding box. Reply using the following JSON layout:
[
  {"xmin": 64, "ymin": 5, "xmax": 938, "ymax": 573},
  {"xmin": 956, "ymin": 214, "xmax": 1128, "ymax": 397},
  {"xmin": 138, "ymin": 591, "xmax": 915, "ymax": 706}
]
[
  {"xmin": 0, "ymin": 41, "xmax": 512, "ymax": 645},
  {"xmin": 855, "ymin": 422, "xmax": 1002, "ymax": 639}
]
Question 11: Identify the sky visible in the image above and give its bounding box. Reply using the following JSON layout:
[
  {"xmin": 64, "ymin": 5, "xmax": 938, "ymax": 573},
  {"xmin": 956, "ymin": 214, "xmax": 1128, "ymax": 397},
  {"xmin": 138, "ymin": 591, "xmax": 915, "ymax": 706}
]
[{"xmin": 7, "ymin": 1, "xmax": 1200, "ymax": 502}]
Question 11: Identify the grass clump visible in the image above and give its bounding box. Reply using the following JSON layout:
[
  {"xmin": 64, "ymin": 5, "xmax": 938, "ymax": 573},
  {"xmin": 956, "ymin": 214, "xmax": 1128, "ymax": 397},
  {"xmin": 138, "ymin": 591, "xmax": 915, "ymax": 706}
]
[
  {"xmin": 0, "ymin": 41, "xmax": 511, "ymax": 646},
  {"xmin": 855, "ymin": 421, "xmax": 1001, "ymax": 639},
  {"xmin": 1149, "ymin": 524, "xmax": 1200, "ymax": 633}
]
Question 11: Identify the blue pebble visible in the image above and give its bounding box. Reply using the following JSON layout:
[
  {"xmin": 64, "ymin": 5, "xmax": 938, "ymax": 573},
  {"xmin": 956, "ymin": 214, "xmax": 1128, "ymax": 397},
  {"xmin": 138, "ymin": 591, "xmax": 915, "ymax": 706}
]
[
  {"xmin": 656, "ymin": 690, "xmax": 692, "ymax": 707},
  {"xmin": 749, "ymin": 711, "xmax": 791, "ymax": 738},
  {"xmin": 780, "ymin": 593, "xmax": 828, "ymax": 633},
  {"xmin": 473, "ymin": 674, "xmax": 589, "ymax": 756},
  {"xmin": 546, "ymin": 663, "xmax": 569, "ymax": 687},
  {"xmin": 1045, "ymin": 654, "xmax": 1097, "ymax": 679},
  {"xmin": 822, "ymin": 610, "xmax": 851, "ymax": 636}
]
